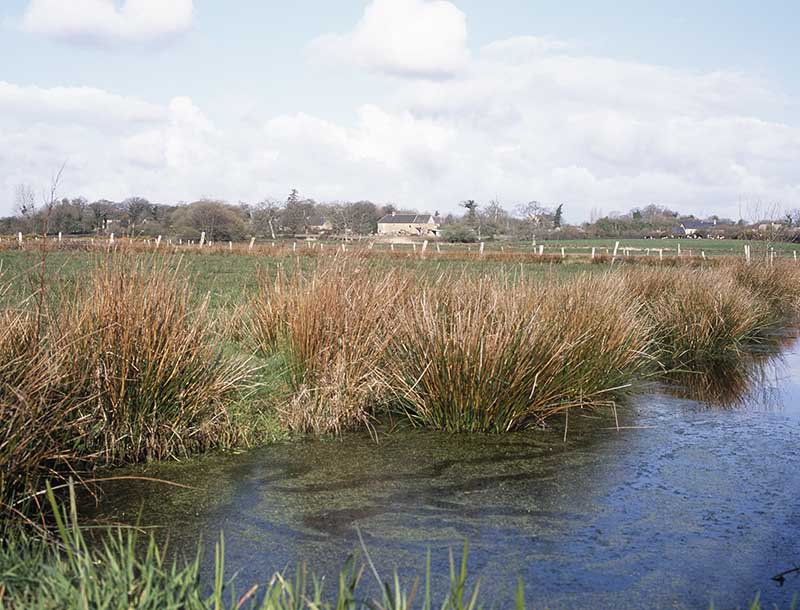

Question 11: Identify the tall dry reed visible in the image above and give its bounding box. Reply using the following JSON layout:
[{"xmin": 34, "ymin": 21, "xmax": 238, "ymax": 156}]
[
  {"xmin": 249, "ymin": 260, "xmax": 408, "ymax": 433},
  {"xmin": 623, "ymin": 267, "xmax": 778, "ymax": 370},
  {"xmin": 390, "ymin": 274, "xmax": 654, "ymax": 432},
  {"xmin": 64, "ymin": 259, "xmax": 253, "ymax": 462},
  {"xmin": 0, "ymin": 258, "xmax": 253, "ymax": 520}
]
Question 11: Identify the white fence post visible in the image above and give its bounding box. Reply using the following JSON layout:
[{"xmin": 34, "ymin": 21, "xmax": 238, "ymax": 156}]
[{"xmin": 199, "ymin": 231, "xmax": 206, "ymax": 247}]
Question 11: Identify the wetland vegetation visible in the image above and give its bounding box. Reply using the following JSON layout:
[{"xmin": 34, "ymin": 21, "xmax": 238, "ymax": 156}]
[{"xmin": 1, "ymin": 244, "xmax": 799, "ymax": 608}]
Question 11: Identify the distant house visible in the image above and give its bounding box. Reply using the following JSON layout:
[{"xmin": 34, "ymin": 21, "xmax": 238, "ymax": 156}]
[
  {"xmin": 377, "ymin": 213, "xmax": 441, "ymax": 236},
  {"xmin": 673, "ymin": 219, "xmax": 716, "ymax": 237}
]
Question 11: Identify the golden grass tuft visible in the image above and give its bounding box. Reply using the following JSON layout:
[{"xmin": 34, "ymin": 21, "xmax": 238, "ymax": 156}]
[
  {"xmin": 390, "ymin": 274, "xmax": 654, "ymax": 432},
  {"xmin": 249, "ymin": 259, "xmax": 408, "ymax": 434}
]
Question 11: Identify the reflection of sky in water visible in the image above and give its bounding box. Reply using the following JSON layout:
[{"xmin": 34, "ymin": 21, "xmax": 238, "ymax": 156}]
[{"xmin": 83, "ymin": 342, "xmax": 800, "ymax": 609}]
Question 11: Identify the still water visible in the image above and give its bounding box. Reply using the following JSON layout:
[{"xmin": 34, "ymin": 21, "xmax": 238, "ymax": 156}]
[{"xmin": 84, "ymin": 344, "xmax": 800, "ymax": 609}]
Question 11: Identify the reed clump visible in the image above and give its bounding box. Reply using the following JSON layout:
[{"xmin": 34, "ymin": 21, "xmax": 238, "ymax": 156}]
[
  {"xmin": 623, "ymin": 268, "xmax": 778, "ymax": 370},
  {"xmin": 732, "ymin": 260, "xmax": 800, "ymax": 321},
  {"xmin": 390, "ymin": 275, "xmax": 654, "ymax": 432},
  {"xmin": 0, "ymin": 309, "xmax": 90, "ymax": 519},
  {"xmin": 249, "ymin": 260, "xmax": 408, "ymax": 434},
  {"xmin": 0, "ymin": 258, "xmax": 253, "ymax": 520},
  {"xmin": 63, "ymin": 259, "xmax": 253, "ymax": 463}
]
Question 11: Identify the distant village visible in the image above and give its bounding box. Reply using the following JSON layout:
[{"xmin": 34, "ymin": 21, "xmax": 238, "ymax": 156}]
[{"xmin": 3, "ymin": 187, "xmax": 798, "ymax": 243}]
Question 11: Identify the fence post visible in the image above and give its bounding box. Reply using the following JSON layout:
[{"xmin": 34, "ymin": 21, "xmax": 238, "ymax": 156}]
[
  {"xmin": 479, "ymin": 242, "xmax": 485, "ymax": 256},
  {"xmin": 17, "ymin": 232, "xmax": 22, "ymax": 245},
  {"xmin": 422, "ymin": 240, "xmax": 428, "ymax": 254},
  {"xmin": 249, "ymin": 237, "xmax": 256, "ymax": 251},
  {"xmin": 591, "ymin": 247, "xmax": 596, "ymax": 259},
  {"xmin": 199, "ymin": 231, "xmax": 206, "ymax": 247},
  {"xmin": 560, "ymin": 247, "xmax": 565, "ymax": 259},
  {"xmin": 538, "ymin": 245, "xmax": 544, "ymax": 256}
]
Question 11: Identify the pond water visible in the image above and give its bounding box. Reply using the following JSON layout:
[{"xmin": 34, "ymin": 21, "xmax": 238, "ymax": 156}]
[{"xmin": 83, "ymin": 343, "xmax": 800, "ymax": 609}]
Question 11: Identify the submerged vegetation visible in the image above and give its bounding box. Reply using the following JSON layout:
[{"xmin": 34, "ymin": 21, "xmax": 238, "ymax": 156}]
[{"xmin": 0, "ymin": 486, "xmax": 782, "ymax": 610}]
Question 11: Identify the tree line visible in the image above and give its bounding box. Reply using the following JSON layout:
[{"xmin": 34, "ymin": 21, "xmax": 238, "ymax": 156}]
[{"xmin": 3, "ymin": 184, "xmax": 797, "ymax": 242}]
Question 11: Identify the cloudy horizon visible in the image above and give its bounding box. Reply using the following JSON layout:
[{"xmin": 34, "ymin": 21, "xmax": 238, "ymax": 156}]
[{"xmin": 2, "ymin": 0, "xmax": 799, "ymax": 222}]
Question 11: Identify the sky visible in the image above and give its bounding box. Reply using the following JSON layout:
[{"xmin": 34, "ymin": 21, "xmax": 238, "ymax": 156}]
[{"xmin": 1, "ymin": 0, "xmax": 799, "ymax": 222}]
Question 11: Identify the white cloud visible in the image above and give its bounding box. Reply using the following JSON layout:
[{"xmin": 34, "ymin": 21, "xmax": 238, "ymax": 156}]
[
  {"xmin": 2, "ymin": 28, "xmax": 800, "ymax": 220},
  {"xmin": 311, "ymin": 0, "xmax": 469, "ymax": 79},
  {"xmin": 0, "ymin": 81, "xmax": 163, "ymax": 125},
  {"xmin": 19, "ymin": 0, "xmax": 193, "ymax": 45}
]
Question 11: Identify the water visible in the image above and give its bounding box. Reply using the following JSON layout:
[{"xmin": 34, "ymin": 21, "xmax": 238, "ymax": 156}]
[{"xmin": 83, "ymin": 344, "xmax": 800, "ymax": 609}]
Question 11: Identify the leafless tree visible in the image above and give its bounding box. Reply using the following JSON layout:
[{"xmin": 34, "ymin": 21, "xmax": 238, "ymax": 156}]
[{"xmin": 14, "ymin": 183, "xmax": 36, "ymax": 218}]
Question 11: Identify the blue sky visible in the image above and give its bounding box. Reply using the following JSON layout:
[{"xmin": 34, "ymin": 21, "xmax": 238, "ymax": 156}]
[{"xmin": 1, "ymin": 0, "xmax": 799, "ymax": 220}]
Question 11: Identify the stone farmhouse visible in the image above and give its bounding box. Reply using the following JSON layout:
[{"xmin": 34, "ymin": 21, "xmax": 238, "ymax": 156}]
[{"xmin": 377, "ymin": 213, "xmax": 441, "ymax": 236}]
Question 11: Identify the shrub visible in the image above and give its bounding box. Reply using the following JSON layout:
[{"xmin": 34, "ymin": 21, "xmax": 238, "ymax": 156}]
[{"xmin": 441, "ymin": 223, "xmax": 478, "ymax": 243}]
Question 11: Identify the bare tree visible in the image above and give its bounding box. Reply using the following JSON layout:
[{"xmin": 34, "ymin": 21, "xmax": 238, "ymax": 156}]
[
  {"xmin": 254, "ymin": 198, "xmax": 282, "ymax": 239},
  {"xmin": 14, "ymin": 184, "xmax": 36, "ymax": 219}
]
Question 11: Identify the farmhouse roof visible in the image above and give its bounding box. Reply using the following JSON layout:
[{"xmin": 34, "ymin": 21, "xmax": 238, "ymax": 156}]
[{"xmin": 378, "ymin": 214, "xmax": 436, "ymax": 224}]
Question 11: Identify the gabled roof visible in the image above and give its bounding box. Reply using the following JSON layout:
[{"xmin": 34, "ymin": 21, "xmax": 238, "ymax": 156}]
[{"xmin": 378, "ymin": 214, "xmax": 436, "ymax": 224}]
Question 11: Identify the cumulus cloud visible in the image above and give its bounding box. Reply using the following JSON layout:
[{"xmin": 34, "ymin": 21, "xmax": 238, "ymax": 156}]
[
  {"xmin": 2, "ymin": 28, "xmax": 800, "ymax": 220},
  {"xmin": 19, "ymin": 0, "xmax": 193, "ymax": 45},
  {"xmin": 311, "ymin": 0, "xmax": 469, "ymax": 79}
]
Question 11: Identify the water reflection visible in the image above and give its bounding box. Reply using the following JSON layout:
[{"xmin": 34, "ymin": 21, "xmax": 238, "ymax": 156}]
[{"xmin": 662, "ymin": 334, "xmax": 798, "ymax": 408}]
